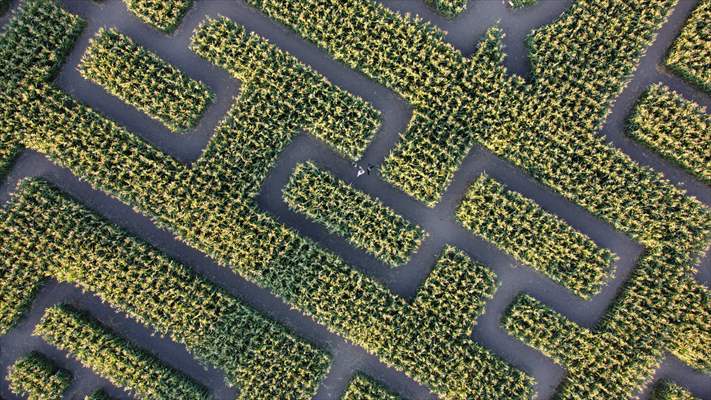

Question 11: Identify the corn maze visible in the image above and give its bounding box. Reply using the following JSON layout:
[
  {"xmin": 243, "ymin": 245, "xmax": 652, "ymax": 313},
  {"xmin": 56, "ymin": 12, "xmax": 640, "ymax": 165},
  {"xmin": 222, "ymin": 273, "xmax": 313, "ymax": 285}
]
[{"xmin": 0, "ymin": 0, "xmax": 709, "ymax": 399}]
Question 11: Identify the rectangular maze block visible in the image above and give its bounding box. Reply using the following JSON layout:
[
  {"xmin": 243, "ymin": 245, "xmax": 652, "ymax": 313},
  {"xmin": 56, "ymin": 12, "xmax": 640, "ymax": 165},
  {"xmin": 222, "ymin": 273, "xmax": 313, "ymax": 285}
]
[
  {"xmin": 627, "ymin": 84, "xmax": 710, "ymax": 184},
  {"xmin": 283, "ymin": 161, "xmax": 426, "ymax": 267},
  {"xmin": 7, "ymin": 352, "xmax": 72, "ymax": 400},
  {"xmin": 4, "ymin": 0, "xmax": 710, "ymax": 398},
  {"xmin": 79, "ymin": 28, "xmax": 213, "ymax": 133},
  {"xmin": 85, "ymin": 390, "xmax": 116, "ymax": 400},
  {"xmin": 456, "ymin": 174, "xmax": 616, "ymax": 299},
  {"xmin": 123, "ymin": 0, "xmax": 192, "ymax": 33},
  {"xmin": 35, "ymin": 305, "xmax": 209, "ymax": 400}
]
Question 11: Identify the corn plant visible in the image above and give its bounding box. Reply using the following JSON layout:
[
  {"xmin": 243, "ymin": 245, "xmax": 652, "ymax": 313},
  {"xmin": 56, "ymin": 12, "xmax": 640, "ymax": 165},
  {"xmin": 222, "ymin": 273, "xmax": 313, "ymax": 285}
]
[
  {"xmin": 341, "ymin": 374, "xmax": 401, "ymax": 400},
  {"xmin": 665, "ymin": 0, "xmax": 710, "ymax": 94},
  {"xmin": 651, "ymin": 381, "xmax": 699, "ymax": 400},
  {"xmin": 283, "ymin": 162, "xmax": 426, "ymax": 267},
  {"xmin": 35, "ymin": 305, "xmax": 210, "ymax": 400},
  {"xmin": 79, "ymin": 28, "xmax": 212, "ymax": 133},
  {"xmin": 627, "ymin": 84, "xmax": 710, "ymax": 184},
  {"xmin": 123, "ymin": 0, "xmax": 192, "ymax": 33},
  {"xmin": 7, "ymin": 352, "xmax": 71, "ymax": 400}
]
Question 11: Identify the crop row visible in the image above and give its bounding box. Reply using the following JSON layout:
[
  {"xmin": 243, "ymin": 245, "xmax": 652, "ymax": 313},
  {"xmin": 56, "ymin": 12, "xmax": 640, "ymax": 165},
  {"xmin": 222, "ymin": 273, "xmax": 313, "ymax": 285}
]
[
  {"xmin": 665, "ymin": 0, "xmax": 710, "ymax": 94},
  {"xmin": 342, "ymin": 374, "xmax": 400, "ymax": 400},
  {"xmin": 0, "ymin": 172, "xmax": 528, "ymax": 398},
  {"xmin": 510, "ymin": 0, "xmax": 538, "ymax": 8},
  {"xmin": 79, "ymin": 28, "xmax": 213, "ymax": 133},
  {"xmin": 36, "ymin": 305, "xmax": 209, "ymax": 400},
  {"xmin": 7, "ymin": 352, "xmax": 71, "ymax": 400},
  {"xmin": 85, "ymin": 390, "xmax": 116, "ymax": 400},
  {"xmin": 501, "ymin": 244, "xmax": 711, "ymax": 397},
  {"xmin": 0, "ymin": 0, "xmax": 84, "ymax": 177},
  {"xmin": 425, "ymin": 0, "xmax": 468, "ymax": 18},
  {"xmin": 627, "ymin": 84, "xmax": 710, "ymax": 184},
  {"xmin": 242, "ymin": 0, "xmax": 711, "ymax": 398},
  {"xmin": 502, "ymin": 294, "xmax": 602, "ymax": 371},
  {"xmin": 456, "ymin": 174, "xmax": 616, "ymax": 299},
  {"xmin": 652, "ymin": 381, "xmax": 699, "ymax": 400},
  {"xmin": 0, "ymin": 178, "xmax": 330, "ymax": 398},
  {"xmin": 123, "ymin": 0, "xmax": 192, "ymax": 33},
  {"xmin": 190, "ymin": 25, "xmax": 527, "ymax": 397},
  {"xmin": 245, "ymin": 0, "xmax": 710, "ymax": 256},
  {"xmin": 283, "ymin": 162, "xmax": 426, "ymax": 267},
  {"xmin": 5, "ymin": 1, "xmax": 708, "ymax": 398}
]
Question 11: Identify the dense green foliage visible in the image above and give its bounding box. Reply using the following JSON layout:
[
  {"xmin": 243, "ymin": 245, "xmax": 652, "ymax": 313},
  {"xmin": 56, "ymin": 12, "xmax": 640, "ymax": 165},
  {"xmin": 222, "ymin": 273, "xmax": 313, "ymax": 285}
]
[
  {"xmin": 651, "ymin": 381, "xmax": 699, "ymax": 400},
  {"xmin": 0, "ymin": 0, "xmax": 83, "ymax": 177},
  {"xmin": 456, "ymin": 174, "xmax": 616, "ymax": 299},
  {"xmin": 510, "ymin": 0, "xmax": 538, "ymax": 8},
  {"xmin": 0, "ymin": 0, "xmax": 83, "ymax": 89},
  {"xmin": 425, "ymin": 0, "xmax": 468, "ymax": 18},
  {"xmin": 36, "ymin": 305, "xmax": 209, "ymax": 400},
  {"xmin": 341, "ymin": 374, "xmax": 400, "ymax": 400},
  {"xmin": 191, "ymin": 17, "xmax": 380, "ymax": 170},
  {"xmin": 283, "ymin": 162, "xmax": 426, "ymax": 266},
  {"xmin": 665, "ymin": 0, "xmax": 710, "ymax": 93},
  {"xmin": 85, "ymin": 390, "xmax": 116, "ymax": 400},
  {"xmin": 0, "ymin": 179, "xmax": 330, "ymax": 399},
  {"xmin": 247, "ymin": 0, "xmax": 711, "ymax": 398},
  {"xmin": 79, "ymin": 28, "xmax": 212, "ymax": 133},
  {"xmin": 627, "ymin": 84, "xmax": 710, "ymax": 184},
  {"xmin": 1, "ymin": 0, "xmax": 710, "ymax": 398},
  {"xmin": 7, "ymin": 352, "xmax": 71, "ymax": 400},
  {"xmin": 123, "ymin": 0, "xmax": 192, "ymax": 33}
]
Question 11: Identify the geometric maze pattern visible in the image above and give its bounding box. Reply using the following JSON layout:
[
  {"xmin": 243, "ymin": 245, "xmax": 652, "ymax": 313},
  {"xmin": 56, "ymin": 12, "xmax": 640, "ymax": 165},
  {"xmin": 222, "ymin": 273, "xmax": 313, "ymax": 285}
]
[{"xmin": 0, "ymin": 0, "xmax": 709, "ymax": 399}]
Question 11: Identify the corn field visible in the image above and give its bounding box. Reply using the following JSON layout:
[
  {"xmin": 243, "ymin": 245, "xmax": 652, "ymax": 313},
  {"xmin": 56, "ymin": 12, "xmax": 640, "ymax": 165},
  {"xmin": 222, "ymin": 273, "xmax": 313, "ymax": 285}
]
[
  {"xmin": 123, "ymin": 0, "xmax": 192, "ymax": 33},
  {"xmin": 0, "ymin": 0, "xmax": 709, "ymax": 399}
]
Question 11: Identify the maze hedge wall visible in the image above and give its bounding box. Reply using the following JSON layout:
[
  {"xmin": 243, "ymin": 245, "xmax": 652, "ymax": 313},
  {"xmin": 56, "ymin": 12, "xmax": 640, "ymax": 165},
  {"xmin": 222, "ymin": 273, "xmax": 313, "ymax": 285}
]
[
  {"xmin": 79, "ymin": 28, "xmax": 213, "ymax": 133},
  {"xmin": 456, "ymin": 174, "xmax": 616, "ymax": 299},
  {"xmin": 627, "ymin": 84, "xmax": 710, "ymax": 184},
  {"xmin": 0, "ymin": 0, "xmax": 709, "ymax": 399},
  {"xmin": 35, "ymin": 305, "xmax": 210, "ymax": 400},
  {"xmin": 122, "ymin": 0, "xmax": 192, "ymax": 33},
  {"xmin": 283, "ymin": 161, "xmax": 426, "ymax": 267},
  {"xmin": 6, "ymin": 353, "xmax": 71, "ymax": 400},
  {"xmin": 665, "ymin": 0, "xmax": 711, "ymax": 93}
]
